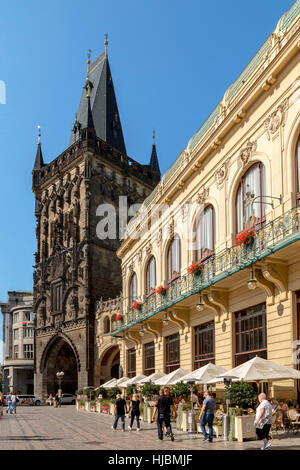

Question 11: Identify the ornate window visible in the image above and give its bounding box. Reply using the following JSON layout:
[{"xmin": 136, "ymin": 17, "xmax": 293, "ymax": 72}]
[
  {"xmin": 103, "ymin": 316, "xmax": 110, "ymax": 334},
  {"xmin": 24, "ymin": 344, "xmax": 34, "ymax": 359},
  {"xmin": 144, "ymin": 341, "xmax": 155, "ymax": 376},
  {"xmin": 146, "ymin": 257, "xmax": 156, "ymax": 296},
  {"xmin": 236, "ymin": 163, "xmax": 266, "ymax": 232},
  {"xmin": 165, "ymin": 333, "xmax": 180, "ymax": 373},
  {"xmin": 51, "ymin": 282, "xmax": 63, "ymax": 313},
  {"xmin": 196, "ymin": 205, "xmax": 215, "ymax": 262},
  {"xmin": 235, "ymin": 303, "xmax": 267, "ymax": 366},
  {"xmin": 167, "ymin": 235, "xmax": 181, "ymax": 282},
  {"xmin": 296, "ymin": 136, "xmax": 300, "ymax": 206},
  {"xmin": 129, "ymin": 273, "xmax": 137, "ymax": 305},
  {"xmin": 127, "ymin": 348, "xmax": 136, "ymax": 378},
  {"xmin": 194, "ymin": 321, "xmax": 215, "ymax": 370}
]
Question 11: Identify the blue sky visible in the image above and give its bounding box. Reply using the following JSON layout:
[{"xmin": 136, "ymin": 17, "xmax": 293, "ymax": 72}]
[{"xmin": 0, "ymin": 0, "xmax": 294, "ymax": 360}]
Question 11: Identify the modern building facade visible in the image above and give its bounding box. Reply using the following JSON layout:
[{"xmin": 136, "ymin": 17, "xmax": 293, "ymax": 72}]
[
  {"xmin": 0, "ymin": 291, "xmax": 34, "ymax": 394},
  {"xmin": 105, "ymin": 1, "xmax": 300, "ymax": 401},
  {"xmin": 32, "ymin": 42, "xmax": 160, "ymax": 396}
]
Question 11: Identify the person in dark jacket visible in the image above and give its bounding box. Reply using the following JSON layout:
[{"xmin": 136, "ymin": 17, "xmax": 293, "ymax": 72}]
[
  {"xmin": 128, "ymin": 393, "xmax": 141, "ymax": 431},
  {"xmin": 152, "ymin": 388, "xmax": 176, "ymax": 442},
  {"xmin": 112, "ymin": 394, "xmax": 127, "ymax": 431}
]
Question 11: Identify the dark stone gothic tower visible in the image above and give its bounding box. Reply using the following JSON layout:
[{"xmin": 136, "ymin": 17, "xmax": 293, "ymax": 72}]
[{"xmin": 33, "ymin": 46, "xmax": 160, "ymax": 396}]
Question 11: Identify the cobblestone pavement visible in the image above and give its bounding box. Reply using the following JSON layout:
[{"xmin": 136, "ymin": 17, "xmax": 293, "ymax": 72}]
[{"xmin": 0, "ymin": 406, "xmax": 299, "ymax": 450}]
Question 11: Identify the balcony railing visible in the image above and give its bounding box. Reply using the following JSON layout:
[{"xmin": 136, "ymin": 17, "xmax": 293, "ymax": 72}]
[{"xmin": 112, "ymin": 206, "xmax": 300, "ymax": 336}]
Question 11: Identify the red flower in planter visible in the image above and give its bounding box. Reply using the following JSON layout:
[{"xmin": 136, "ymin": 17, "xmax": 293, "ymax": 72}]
[
  {"xmin": 132, "ymin": 301, "xmax": 143, "ymax": 310},
  {"xmin": 235, "ymin": 228, "xmax": 256, "ymax": 246},
  {"xmin": 156, "ymin": 285, "xmax": 167, "ymax": 295},
  {"xmin": 116, "ymin": 313, "xmax": 123, "ymax": 322},
  {"xmin": 188, "ymin": 261, "xmax": 203, "ymax": 275}
]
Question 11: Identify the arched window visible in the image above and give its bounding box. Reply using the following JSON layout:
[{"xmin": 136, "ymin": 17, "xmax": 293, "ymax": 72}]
[
  {"xmin": 236, "ymin": 162, "xmax": 266, "ymax": 232},
  {"xmin": 129, "ymin": 273, "xmax": 137, "ymax": 305},
  {"xmin": 196, "ymin": 205, "xmax": 215, "ymax": 262},
  {"xmin": 296, "ymin": 136, "xmax": 300, "ymax": 206},
  {"xmin": 167, "ymin": 235, "xmax": 181, "ymax": 281},
  {"xmin": 103, "ymin": 316, "xmax": 110, "ymax": 334},
  {"xmin": 146, "ymin": 256, "xmax": 156, "ymax": 296}
]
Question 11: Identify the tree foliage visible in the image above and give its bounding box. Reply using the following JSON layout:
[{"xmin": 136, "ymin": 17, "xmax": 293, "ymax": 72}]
[
  {"xmin": 224, "ymin": 382, "xmax": 257, "ymax": 409},
  {"xmin": 141, "ymin": 382, "xmax": 160, "ymax": 397},
  {"xmin": 107, "ymin": 386, "xmax": 122, "ymax": 399}
]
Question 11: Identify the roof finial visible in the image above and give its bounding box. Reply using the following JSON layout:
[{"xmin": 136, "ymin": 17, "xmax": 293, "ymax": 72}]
[
  {"xmin": 37, "ymin": 125, "xmax": 41, "ymax": 145},
  {"xmin": 86, "ymin": 49, "xmax": 92, "ymax": 98},
  {"xmin": 153, "ymin": 129, "xmax": 156, "ymax": 146},
  {"xmin": 105, "ymin": 33, "xmax": 108, "ymax": 57}
]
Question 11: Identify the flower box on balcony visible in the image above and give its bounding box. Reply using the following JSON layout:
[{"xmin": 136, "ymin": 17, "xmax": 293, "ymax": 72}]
[
  {"xmin": 188, "ymin": 261, "xmax": 203, "ymax": 275},
  {"xmin": 155, "ymin": 286, "xmax": 167, "ymax": 295},
  {"xmin": 235, "ymin": 228, "xmax": 256, "ymax": 246},
  {"xmin": 132, "ymin": 301, "xmax": 143, "ymax": 310},
  {"xmin": 116, "ymin": 313, "xmax": 123, "ymax": 322}
]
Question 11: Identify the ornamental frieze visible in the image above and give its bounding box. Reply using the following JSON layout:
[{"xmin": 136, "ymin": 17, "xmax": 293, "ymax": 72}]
[{"xmin": 197, "ymin": 187, "xmax": 209, "ymax": 204}]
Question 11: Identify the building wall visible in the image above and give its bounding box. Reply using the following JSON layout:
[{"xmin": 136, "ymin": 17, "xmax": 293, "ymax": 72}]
[{"xmin": 112, "ymin": 7, "xmax": 300, "ymax": 401}]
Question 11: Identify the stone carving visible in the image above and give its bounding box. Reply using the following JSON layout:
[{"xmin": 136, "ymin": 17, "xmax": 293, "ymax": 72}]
[
  {"xmin": 214, "ymin": 158, "xmax": 230, "ymax": 188},
  {"xmin": 264, "ymin": 98, "xmax": 289, "ymax": 140},
  {"xmin": 146, "ymin": 243, "xmax": 152, "ymax": 256},
  {"xmin": 239, "ymin": 141, "xmax": 257, "ymax": 167},
  {"xmin": 197, "ymin": 187, "xmax": 209, "ymax": 204}
]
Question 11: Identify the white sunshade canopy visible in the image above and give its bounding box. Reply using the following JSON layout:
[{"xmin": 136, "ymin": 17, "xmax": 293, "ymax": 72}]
[
  {"xmin": 178, "ymin": 363, "xmax": 229, "ymax": 384},
  {"xmin": 155, "ymin": 368, "xmax": 190, "ymax": 386},
  {"xmin": 136, "ymin": 371, "xmax": 166, "ymax": 386},
  {"xmin": 99, "ymin": 377, "xmax": 129, "ymax": 389},
  {"xmin": 120, "ymin": 374, "xmax": 147, "ymax": 388},
  {"xmin": 207, "ymin": 356, "xmax": 300, "ymax": 383}
]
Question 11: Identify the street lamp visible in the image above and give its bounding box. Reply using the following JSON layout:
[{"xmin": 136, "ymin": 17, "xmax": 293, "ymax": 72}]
[
  {"xmin": 7, "ymin": 375, "xmax": 12, "ymax": 393},
  {"xmin": 56, "ymin": 371, "xmax": 64, "ymax": 407}
]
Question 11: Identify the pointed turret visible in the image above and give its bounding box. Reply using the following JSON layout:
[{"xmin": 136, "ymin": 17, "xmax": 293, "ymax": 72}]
[
  {"xmin": 33, "ymin": 126, "xmax": 44, "ymax": 170},
  {"xmin": 148, "ymin": 130, "xmax": 160, "ymax": 175},
  {"xmin": 69, "ymin": 36, "xmax": 126, "ymax": 154},
  {"xmin": 80, "ymin": 50, "xmax": 96, "ymax": 133}
]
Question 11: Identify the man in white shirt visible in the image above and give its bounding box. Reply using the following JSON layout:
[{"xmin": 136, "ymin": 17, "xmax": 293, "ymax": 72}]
[{"xmin": 254, "ymin": 393, "xmax": 273, "ymax": 450}]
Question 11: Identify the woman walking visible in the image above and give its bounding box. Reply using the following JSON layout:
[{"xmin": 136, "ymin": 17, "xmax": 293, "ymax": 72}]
[
  {"xmin": 255, "ymin": 393, "xmax": 273, "ymax": 450},
  {"xmin": 128, "ymin": 393, "xmax": 141, "ymax": 431}
]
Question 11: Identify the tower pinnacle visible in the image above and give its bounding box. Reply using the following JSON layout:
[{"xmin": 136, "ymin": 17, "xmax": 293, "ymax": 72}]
[{"xmin": 105, "ymin": 33, "xmax": 108, "ymax": 57}]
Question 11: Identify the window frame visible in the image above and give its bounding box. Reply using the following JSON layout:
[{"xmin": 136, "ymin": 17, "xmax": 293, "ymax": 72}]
[
  {"xmin": 235, "ymin": 303, "xmax": 267, "ymax": 366},
  {"xmin": 129, "ymin": 272, "xmax": 138, "ymax": 306},
  {"xmin": 127, "ymin": 348, "xmax": 136, "ymax": 378},
  {"xmin": 236, "ymin": 162, "xmax": 266, "ymax": 233},
  {"xmin": 145, "ymin": 256, "xmax": 156, "ymax": 297},
  {"xmin": 296, "ymin": 136, "xmax": 300, "ymax": 207},
  {"xmin": 165, "ymin": 333, "xmax": 180, "ymax": 374},
  {"xmin": 195, "ymin": 205, "xmax": 215, "ymax": 263},
  {"xmin": 167, "ymin": 235, "xmax": 181, "ymax": 283},
  {"xmin": 194, "ymin": 321, "xmax": 215, "ymax": 370},
  {"xmin": 144, "ymin": 341, "xmax": 155, "ymax": 376}
]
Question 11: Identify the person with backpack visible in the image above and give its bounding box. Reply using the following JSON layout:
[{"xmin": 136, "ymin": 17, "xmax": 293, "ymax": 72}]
[{"xmin": 11, "ymin": 392, "xmax": 18, "ymax": 414}]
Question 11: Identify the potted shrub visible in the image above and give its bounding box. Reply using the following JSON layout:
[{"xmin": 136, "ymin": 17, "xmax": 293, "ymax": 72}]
[
  {"xmin": 224, "ymin": 382, "xmax": 257, "ymax": 410},
  {"xmin": 132, "ymin": 301, "xmax": 143, "ymax": 311},
  {"xmin": 155, "ymin": 285, "xmax": 167, "ymax": 295},
  {"xmin": 107, "ymin": 386, "xmax": 122, "ymax": 399},
  {"xmin": 235, "ymin": 227, "xmax": 256, "ymax": 247},
  {"xmin": 187, "ymin": 261, "xmax": 203, "ymax": 275},
  {"xmin": 225, "ymin": 382, "xmax": 257, "ymax": 442},
  {"xmin": 90, "ymin": 401, "xmax": 96, "ymax": 412}
]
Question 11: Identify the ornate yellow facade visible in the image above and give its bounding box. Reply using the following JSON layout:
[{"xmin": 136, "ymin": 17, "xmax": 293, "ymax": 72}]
[{"xmin": 97, "ymin": 1, "xmax": 300, "ymax": 400}]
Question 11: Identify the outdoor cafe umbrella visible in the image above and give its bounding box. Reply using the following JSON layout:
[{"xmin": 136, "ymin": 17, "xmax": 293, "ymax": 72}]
[
  {"xmin": 98, "ymin": 376, "xmax": 129, "ymax": 389},
  {"xmin": 120, "ymin": 374, "xmax": 147, "ymax": 388},
  {"xmin": 155, "ymin": 368, "xmax": 190, "ymax": 386},
  {"xmin": 137, "ymin": 371, "xmax": 166, "ymax": 386},
  {"xmin": 206, "ymin": 356, "xmax": 300, "ymax": 384},
  {"xmin": 177, "ymin": 363, "xmax": 229, "ymax": 384}
]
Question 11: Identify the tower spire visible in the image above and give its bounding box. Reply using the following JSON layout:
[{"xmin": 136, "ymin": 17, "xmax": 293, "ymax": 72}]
[
  {"xmin": 149, "ymin": 129, "xmax": 160, "ymax": 175},
  {"xmin": 33, "ymin": 125, "xmax": 44, "ymax": 170},
  {"xmin": 86, "ymin": 49, "xmax": 92, "ymax": 98},
  {"xmin": 105, "ymin": 33, "xmax": 108, "ymax": 57}
]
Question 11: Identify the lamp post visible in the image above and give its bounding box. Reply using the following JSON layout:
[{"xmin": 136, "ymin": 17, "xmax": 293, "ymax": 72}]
[
  {"xmin": 186, "ymin": 380, "xmax": 196, "ymax": 434},
  {"xmin": 7, "ymin": 375, "xmax": 12, "ymax": 394},
  {"xmin": 56, "ymin": 371, "xmax": 64, "ymax": 407}
]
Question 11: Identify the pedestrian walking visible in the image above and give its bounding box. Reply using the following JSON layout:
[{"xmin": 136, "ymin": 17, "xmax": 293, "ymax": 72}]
[
  {"xmin": 199, "ymin": 391, "xmax": 216, "ymax": 442},
  {"xmin": 53, "ymin": 394, "xmax": 59, "ymax": 408},
  {"xmin": 152, "ymin": 387, "xmax": 176, "ymax": 442},
  {"xmin": 254, "ymin": 393, "xmax": 273, "ymax": 450},
  {"xmin": 112, "ymin": 394, "xmax": 127, "ymax": 431},
  {"xmin": 128, "ymin": 393, "xmax": 141, "ymax": 431},
  {"xmin": 6, "ymin": 393, "xmax": 13, "ymax": 414},
  {"xmin": 11, "ymin": 392, "xmax": 18, "ymax": 414}
]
